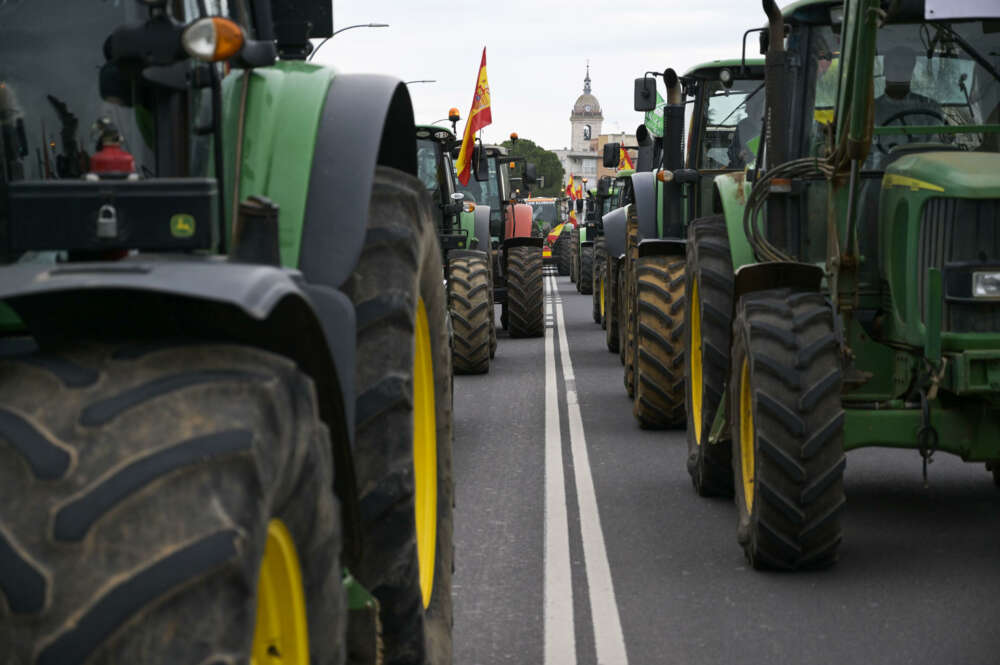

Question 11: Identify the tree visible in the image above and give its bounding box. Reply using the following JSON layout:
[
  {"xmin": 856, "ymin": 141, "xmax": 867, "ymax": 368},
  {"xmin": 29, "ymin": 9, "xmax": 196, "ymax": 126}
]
[{"xmin": 500, "ymin": 137, "xmax": 565, "ymax": 198}]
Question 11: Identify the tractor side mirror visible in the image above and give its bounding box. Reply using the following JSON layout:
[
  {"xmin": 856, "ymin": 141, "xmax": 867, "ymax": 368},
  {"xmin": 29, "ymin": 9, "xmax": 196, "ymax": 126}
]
[
  {"xmin": 523, "ymin": 163, "xmax": 538, "ymax": 185},
  {"xmin": 634, "ymin": 77, "xmax": 657, "ymax": 112},
  {"xmin": 575, "ymin": 199, "xmax": 583, "ymax": 213},
  {"xmin": 603, "ymin": 142, "xmax": 621, "ymax": 168}
]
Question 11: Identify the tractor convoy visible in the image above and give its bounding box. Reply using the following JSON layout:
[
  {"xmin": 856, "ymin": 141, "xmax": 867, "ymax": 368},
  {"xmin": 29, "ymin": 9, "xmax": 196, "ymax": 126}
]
[{"xmin": 0, "ymin": 0, "xmax": 997, "ymax": 661}]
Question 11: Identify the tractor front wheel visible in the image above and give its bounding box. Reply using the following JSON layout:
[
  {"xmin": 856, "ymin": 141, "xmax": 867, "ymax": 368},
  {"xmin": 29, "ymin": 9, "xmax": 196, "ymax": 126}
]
[
  {"xmin": 605, "ymin": 256, "xmax": 620, "ymax": 352},
  {"xmin": 579, "ymin": 245, "xmax": 594, "ymax": 295},
  {"xmin": 345, "ymin": 167, "xmax": 454, "ymax": 663},
  {"xmin": 448, "ymin": 252, "xmax": 492, "ymax": 374},
  {"xmin": 593, "ymin": 237, "xmax": 607, "ymax": 325},
  {"xmin": 730, "ymin": 288, "xmax": 845, "ymax": 570},
  {"xmin": 685, "ymin": 216, "xmax": 735, "ymax": 496},
  {"xmin": 506, "ymin": 245, "xmax": 544, "ymax": 337},
  {"xmin": 633, "ymin": 255, "xmax": 686, "ymax": 428}
]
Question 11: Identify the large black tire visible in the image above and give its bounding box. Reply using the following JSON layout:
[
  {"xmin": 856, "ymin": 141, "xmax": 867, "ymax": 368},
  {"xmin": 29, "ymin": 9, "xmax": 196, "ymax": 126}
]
[
  {"xmin": 579, "ymin": 245, "xmax": 594, "ymax": 295},
  {"xmin": 730, "ymin": 288, "xmax": 846, "ymax": 570},
  {"xmin": 605, "ymin": 256, "xmax": 620, "ymax": 352},
  {"xmin": 0, "ymin": 342, "xmax": 344, "ymax": 664},
  {"xmin": 344, "ymin": 167, "xmax": 454, "ymax": 663},
  {"xmin": 448, "ymin": 252, "xmax": 492, "ymax": 374},
  {"xmin": 556, "ymin": 234, "xmax": 571, "ymax": 276},
  {"xmin": 684, "ymin": 216, "xmax": 735, "ymax": 496},
  {"xmin": 617, "ymin": 260, "xmax": 627, "ymax": 365},
  {"xmin": 623, "ymin": 214, "xmax": 639, "ymax": 398},
  {"xmin": 593, "ymin": 237, "xmax": 607, "ymax": 326},
  {"xmin": 506, "ymin": 245, "xmax": 544, "ymax": 338},
  {"xmin": 633, "ymin": 254, "xmax": 686, "ymax": 428}
]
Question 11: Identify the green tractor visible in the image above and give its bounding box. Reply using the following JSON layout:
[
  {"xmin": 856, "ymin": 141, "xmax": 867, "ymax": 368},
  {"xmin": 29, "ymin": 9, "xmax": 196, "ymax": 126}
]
[
  {"xmin": 417, "ymin": 124, "xmax": 494, "ymax": 373},
  {"xmin": 0, "ymin": 1, "xmax": 454, "ymax": 662},
  {"xmin": 686, "ymin": 0, "xmax": 1000, "ymax": 568},
  {"xmin": 589, "ymin": 175, "xmax": 625, "ymax": 325},
  {"xmin": 600, "ymin": 169, "xmax": 634, "ymax": 355},
  {"xmin": 570, "ymin": 188, "xmax": 600, "ymax": 295},
  {"xmin": 462, "ymin": 144, "xmax": 544, "ymax": 338},
  {"xmin": 603, "ymin": 59, "xmax": 764, "ymax": 428}
]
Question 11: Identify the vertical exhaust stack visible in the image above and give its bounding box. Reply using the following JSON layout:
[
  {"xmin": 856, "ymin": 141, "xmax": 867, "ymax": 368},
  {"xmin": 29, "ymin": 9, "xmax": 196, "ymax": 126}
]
[
  {"xmin": 761, "ymin": 0, "xmax": 790, "ymax": 252},
  {"xmin": 662, "ymin": 68, "xmax": 685, "ymax": 237}
]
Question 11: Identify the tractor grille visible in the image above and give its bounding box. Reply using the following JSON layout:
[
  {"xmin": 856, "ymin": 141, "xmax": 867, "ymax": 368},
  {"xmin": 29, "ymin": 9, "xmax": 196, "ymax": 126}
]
[{"xmin": 918, "ymin": 197, "xmax": 1000, "ymax": 332}]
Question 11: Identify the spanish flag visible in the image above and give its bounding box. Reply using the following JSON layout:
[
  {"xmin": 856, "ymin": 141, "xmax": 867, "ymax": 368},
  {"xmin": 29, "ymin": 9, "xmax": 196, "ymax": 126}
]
[
  {"xmin": 619, "ymin": 146, "xmax": 635, "ymax": 170},
  {"xmin": 565, "ymin": 174, "xmax": 575, "ymax": 200},
  {"xmin": 455, "ymin": 47, "xmax": 493, "ymax": 185}
]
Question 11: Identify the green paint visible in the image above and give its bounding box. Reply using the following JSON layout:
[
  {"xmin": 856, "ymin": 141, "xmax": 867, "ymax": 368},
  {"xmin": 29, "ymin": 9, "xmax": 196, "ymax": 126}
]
[
  {"xmin": 0, "ymin": 302, "xmax": 24, "ymax": 332},
  {"xmin": 843, "ymin": 404, "xmax": 1000, "ymax": 461},
  {"xmin": 713, "ymin": 173, "xmax": 755, "ymax": 268},
  {"xmin": 170, "ymin": 213, "xmax": 196, "ymax": 238},
  {"xmin": 221, "ymin": 63, "xmax": 335, "ymax": 269}
]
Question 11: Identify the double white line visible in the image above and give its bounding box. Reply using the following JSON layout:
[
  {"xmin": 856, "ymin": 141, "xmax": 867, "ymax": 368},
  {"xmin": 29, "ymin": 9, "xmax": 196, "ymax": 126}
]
[{"xmin": 544, "ymin": 274, "xmax": 628, "ymax": 665}]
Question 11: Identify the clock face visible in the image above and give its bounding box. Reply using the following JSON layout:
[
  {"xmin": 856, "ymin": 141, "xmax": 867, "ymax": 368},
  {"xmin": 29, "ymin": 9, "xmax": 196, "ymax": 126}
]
[{"xmin": 584, "ymin": 104, "xmax": 592, "ymax": 112}]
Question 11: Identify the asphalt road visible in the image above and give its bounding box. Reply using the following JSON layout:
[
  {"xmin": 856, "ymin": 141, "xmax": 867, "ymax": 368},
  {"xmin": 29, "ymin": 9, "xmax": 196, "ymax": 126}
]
[{"xmin": 453, "ymin": 272, "xmax": 1000, "ymax": 665}]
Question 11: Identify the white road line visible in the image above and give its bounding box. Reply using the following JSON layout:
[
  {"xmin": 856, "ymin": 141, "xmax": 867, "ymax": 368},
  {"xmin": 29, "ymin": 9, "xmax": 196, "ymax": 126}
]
[
  {"xmin": 550, "ymin": 274, "xmax": 630, "ymax": 665},
  {"xmin": 544, "ymin": 274, "xmax": 576, "ymax": 665}
]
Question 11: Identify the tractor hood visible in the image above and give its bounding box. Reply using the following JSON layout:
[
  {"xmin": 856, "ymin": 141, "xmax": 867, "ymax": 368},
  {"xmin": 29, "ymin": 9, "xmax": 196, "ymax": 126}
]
[{"xmin": 884, "ymin": 152, "xmax": 1000, "ymax": 200}]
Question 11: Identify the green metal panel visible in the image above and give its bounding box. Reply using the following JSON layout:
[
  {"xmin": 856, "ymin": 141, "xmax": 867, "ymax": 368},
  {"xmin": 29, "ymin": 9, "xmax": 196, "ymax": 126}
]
[
  {"xmin": 884, "ymin": 152, "xmax": 1000, "ymax": 200},
  {"xmin": 655, "ymin": 178, "xmax": 664, "ymax": 238},
  {"xmin": 459, "ymin": 211, "xmax": 476, "ymax": 244},
  {"xmin": 0, "ymin": 302, "xmax": 23, "ymax": 332},
  {"xmin": 221, "ymin": 62, "xmax": 336, "ymax": 269},
  {"xmin": 713, "ymin": 173, "xmax": 755, "ymax": 269},
  {"xmin": 843, "ymin": 404, "xmax": 1000, "ymax": 461},
  {"xmin": 579, "ymin": 227, "xmax": 588, "ymax": 243}
]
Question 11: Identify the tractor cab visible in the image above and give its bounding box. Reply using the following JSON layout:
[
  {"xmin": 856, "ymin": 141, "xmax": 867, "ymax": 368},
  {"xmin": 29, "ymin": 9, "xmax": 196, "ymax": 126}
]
[{"xmin": 416, "ymin": 124, "xmax": 476, "ymax": 253}]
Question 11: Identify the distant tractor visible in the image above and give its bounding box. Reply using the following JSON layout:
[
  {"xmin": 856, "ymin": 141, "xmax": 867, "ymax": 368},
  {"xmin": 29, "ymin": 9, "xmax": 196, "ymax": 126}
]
[
  {"xmin": 453, "ymin": 144, "xmax": 544, "ymax": 338},
  {"xmin": 416, "ymin": 124, "xmax": 494, "ymax": 373}
]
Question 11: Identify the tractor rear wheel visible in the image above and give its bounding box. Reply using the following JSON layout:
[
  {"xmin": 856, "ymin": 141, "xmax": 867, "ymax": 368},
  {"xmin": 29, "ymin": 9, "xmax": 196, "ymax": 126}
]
[
  {"xmin": 506, "ymin": 245, "xmax": 544, "ymax": 337},
  {"xmin": 592, "ymin": 236, "xmax": 606, "ymax": 323},
  {"xmin": 605, "ymin": 256, "xmax": 620, "ymax": 352},
  {"xmin": 685, "ymin": 216, "xmax": 735, "ymax": 496},
  {"xmin": 617, "ymin": 259, "xmax": 627, "ymax": 365},
  {"xmin": 448, "ymin": 252, "xmax": 492, "ymax": 374},
  {"xmin": 633, "ymin": 255, "xmax": 686, "ymax": 428},
  {"xmin": 623, "ymin": 215, "xmax": 639, "ymax": 398},
  {"xmin": 579, "ymin": 245, "xmax": 594, "ymax": 295},
  {"xmin": 730, "ymin": 288, "xmax": 845, "ymax": 570},
  {"xmin": 345, "ymin": 167, "xmax": 454, "ymax": 663},
  {"xmin": 570, "ymin": 227, "xmax": 580, "ymax": 284},
  {"xmin": 0, "ymin": 342, "xmax": 344, "ymax": 665},
  {"xmin": 556, "ymin": 234, "xmax": 571, "ymax": 276}
]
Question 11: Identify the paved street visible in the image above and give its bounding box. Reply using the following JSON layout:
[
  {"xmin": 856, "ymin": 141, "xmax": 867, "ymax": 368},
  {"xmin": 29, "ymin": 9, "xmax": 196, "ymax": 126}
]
[{"xmin": 453, "ymin": 273, "xmax": 1000, "ymax": 665}]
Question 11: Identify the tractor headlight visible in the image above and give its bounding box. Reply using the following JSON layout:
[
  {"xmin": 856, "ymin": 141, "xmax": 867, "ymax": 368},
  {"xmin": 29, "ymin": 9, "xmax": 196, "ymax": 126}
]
[{"xmin": 972, "ymin": 271, "xmax": 1000, "ymax": 299}]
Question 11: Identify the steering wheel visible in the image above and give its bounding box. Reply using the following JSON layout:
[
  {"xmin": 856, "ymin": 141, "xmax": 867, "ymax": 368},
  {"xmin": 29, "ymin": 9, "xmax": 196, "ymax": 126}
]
[{"xmin": 875, "ymin": 108, "xmax": 948, "ymax": 154}]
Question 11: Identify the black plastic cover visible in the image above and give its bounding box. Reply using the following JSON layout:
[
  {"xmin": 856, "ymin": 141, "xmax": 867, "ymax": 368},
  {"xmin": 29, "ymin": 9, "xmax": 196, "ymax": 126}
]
[{"xmin": 7, "ymin": 178, "xmax": 216, "ymax": 252}]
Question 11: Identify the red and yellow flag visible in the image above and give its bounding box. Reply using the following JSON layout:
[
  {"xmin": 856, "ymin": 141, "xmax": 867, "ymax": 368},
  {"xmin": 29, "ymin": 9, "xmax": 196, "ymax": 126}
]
[
  {"xmin": 455, "ymin": 47, "xmax": 493, "ymax": 185},
  {"xmin": 565, "ymin": 174, "xmax": 575, "ymax": 200},
  {"xmin": 568, "ymin": 209, "xmax": 577, "ymax": 225},
  {"xmin": 619, "ymin": 146, "xmax": 635, "ymax": 170}
]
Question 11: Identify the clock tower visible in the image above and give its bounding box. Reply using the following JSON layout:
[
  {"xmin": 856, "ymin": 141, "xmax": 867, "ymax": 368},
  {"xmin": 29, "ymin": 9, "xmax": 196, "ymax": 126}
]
[{"xmin": 570, "ymin": 63, "xmax": 603, "ymax": 152}]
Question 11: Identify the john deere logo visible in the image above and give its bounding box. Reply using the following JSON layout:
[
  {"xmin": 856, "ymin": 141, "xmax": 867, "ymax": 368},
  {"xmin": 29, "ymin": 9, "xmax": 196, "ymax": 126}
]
[{"xmin": 170, "ymin": 214, "xmax": 195, "ymax": 238}]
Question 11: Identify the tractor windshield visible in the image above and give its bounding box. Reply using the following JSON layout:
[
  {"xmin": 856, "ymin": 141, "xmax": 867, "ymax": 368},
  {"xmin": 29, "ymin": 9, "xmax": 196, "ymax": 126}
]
[
  {"xmin": 0, "ymin": 0, "xmax": 229, "ymax": 185},
  {"xmin": 697, "ymin": 79, "xmax": 765, "ymax": 170},
  {"xmin": 453, "ymin": 159, "xmax": 499, "ymax": 208},
  {"xmin": 806, "ymin": 19, "xmax": 1000, "ymax": 167}
]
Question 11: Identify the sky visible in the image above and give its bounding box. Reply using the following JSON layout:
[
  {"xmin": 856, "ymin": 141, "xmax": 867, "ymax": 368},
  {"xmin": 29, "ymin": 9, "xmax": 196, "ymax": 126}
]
[{"xmin": 312, "ymin": 1, "xmax": 787, "ymax": 151}]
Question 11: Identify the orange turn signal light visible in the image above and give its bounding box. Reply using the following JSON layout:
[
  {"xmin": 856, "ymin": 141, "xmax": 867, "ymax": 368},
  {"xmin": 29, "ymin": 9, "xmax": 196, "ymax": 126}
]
[
  {"xmin": 657, "ymin": 170, "xmax": 673, "ymax": 183},
  {"xmin": 182, "ymin": 17, "xmax": 245, "ymax": 62}
]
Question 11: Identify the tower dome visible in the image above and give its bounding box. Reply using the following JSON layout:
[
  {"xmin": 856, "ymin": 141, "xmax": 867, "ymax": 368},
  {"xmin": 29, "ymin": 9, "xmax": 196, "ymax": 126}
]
[{"xmin": 571, "ymin": 63, "xmax": 602, "ymax": 118}]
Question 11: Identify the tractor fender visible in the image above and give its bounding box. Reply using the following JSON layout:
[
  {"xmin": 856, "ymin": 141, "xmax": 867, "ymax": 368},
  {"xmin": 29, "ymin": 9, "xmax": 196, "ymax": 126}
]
[
  {"xmin": 629, "ymin": 171, "xmax": 658, "ymax": 240},
  {"xmin": 733, "ymin": 261, "xmax": 824, "ymax": 302},
  {"xmin": 473, "ymin": 205, "xmax": 492, "ymax": 251},
  {"xmin": 603, "ymin": 206, "xmax": 628, "ymax": 259},
  {"xmin": 637, "ymin": 238, "xmax": 686, "ymax": 258},
  {"xmin": 713, "ymin": 172, "xmax": 756, "ymax": 269},
  {"xmin": 0, "ymin": 259, "xmax": 363, "ymax": 560},
  {"xmin": 505, "ymin": 202, "xmax": 534, "ymax": 239},
  {"xmin": 298, "ymin": 73, "xmax": 416, "ymax": 289},
  {"xmin": 581, "ymin": 240, "xmax": 594, "ymax": 248},
  {"xmin": 447, "ymin": 249, "xmax": 489, "ymax": 262}
]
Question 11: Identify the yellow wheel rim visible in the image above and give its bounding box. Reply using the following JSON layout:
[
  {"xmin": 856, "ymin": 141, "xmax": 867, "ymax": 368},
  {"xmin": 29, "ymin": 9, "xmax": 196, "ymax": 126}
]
[
  {"xmin": 251, "ymin": 520, "xmax": 309, "ymax": 665},
  {"xmin": 600, "ymin": 274, "xmax": 606, "ymax": 318},
  {"xmin": 739, "ymin": 358, "xmax": 755, "ymax": 513},
  {"xmin": 690, "ymin": 277, "xmax": 703, "ymax": 445},
  {"xmin": 413, "ymin": 298, "xmax": 438, "ymax": 609}
]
